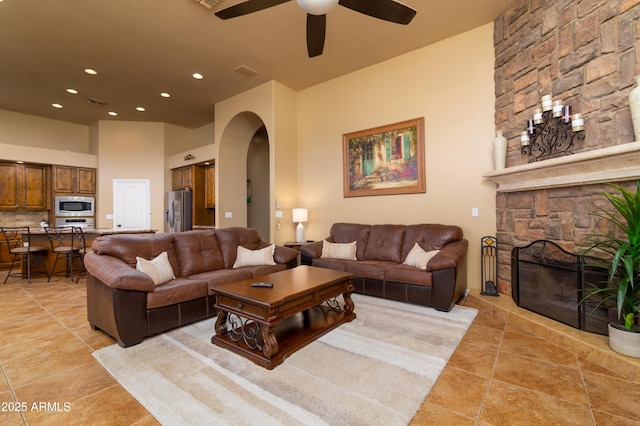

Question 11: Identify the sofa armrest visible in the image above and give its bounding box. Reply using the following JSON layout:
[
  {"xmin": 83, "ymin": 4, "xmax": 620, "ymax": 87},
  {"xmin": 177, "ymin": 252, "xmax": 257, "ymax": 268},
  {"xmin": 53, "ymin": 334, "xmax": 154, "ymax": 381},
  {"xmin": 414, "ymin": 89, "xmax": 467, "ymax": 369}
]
[
  {"xmin": 427, "ymin": 239, "xmax": 469, "ymax": 271},
  {"xmin": 299, "ymin": 241, "xmax": 323, "ymax": 259},
  {"xmin": 84, "ymin": 251, "xmax": 156, "ymax": 292},
  {"xmin": 274, "ymin": 245, "xmax": 298, "ymax": 265}
]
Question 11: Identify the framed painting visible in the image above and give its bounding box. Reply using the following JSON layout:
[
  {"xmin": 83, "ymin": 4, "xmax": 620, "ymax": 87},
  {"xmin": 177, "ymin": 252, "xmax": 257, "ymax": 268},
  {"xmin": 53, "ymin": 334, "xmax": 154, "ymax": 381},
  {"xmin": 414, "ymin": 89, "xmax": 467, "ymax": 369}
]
[{"xmin": 343, "ymin": 117, "xmax": 425, "ymax": 198}]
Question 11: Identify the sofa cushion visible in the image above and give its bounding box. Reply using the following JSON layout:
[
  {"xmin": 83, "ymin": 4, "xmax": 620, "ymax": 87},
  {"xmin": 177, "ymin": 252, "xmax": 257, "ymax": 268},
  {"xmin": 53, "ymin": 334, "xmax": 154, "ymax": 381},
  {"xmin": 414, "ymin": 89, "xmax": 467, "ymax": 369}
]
[
  {"xmin": 136, "ymin": 252, "xmax": 175, "ymax": 285},
  {"xmin": 146, "ymin": 277, "xmax": 208, "ymax": 309},
  {"xmin": 363, "ymin": 225, "xmax": 406, "ymax": 263},
  {"xmin": 401, "ymin": 224, "xmax": 463, "ymax": 260},
  {"xmin": 329, "ymin": 223, "xmax": 370, "ymax": 260},
  {"xmin": 215, "ymin": 227, "xmax": 268, "ymax": 269},
  {"xmin": 233, "ymin": 244, "xmax": 276, "ymax": 267},
  {"xmin": 321, "ymin": 240, "xmax": 357, "ymax": 260},
  {"xmin": 385, "ymin": 264, "xmax": 433, "ymax": 286},
  {"xmin": 91, "ymin": 233, "xmax": 180, "ymax": 273},
  {"xmin": 345, "ymin": 260, "xmax": 390, "ymax": 281},
  {"xmin": 312, "ymin": 257, "xmax": 349, "ymax": 272},
  {"xmin": 242, "ymin": 263, "xmax": 287, "ymax": 278},
  {"xmin": 403, "ymin": 243, "xmax": 440, "ymax": 270},
  {"xmin": 173, "ymin": 230, "xmax": 225, "ymax": 276}
]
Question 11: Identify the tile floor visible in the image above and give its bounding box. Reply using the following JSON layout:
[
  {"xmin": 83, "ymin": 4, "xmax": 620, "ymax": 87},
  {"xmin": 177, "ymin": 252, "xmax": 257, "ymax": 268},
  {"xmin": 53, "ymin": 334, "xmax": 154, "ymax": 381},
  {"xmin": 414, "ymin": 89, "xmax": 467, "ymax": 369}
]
[{"xmin": 1, "ymin": 274, "xmax": 639, "ymax": 425}]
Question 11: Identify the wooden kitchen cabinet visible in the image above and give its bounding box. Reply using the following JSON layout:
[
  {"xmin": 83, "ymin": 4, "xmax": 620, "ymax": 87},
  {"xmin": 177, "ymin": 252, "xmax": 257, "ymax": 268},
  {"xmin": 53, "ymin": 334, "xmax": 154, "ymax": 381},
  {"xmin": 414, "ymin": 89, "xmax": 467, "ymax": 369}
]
[
  {"xmin": 0, "ymin": 162, "xmax": 49, "ymax": 210},
  {"xmin": 205, "ymin": 164, "xmax": 215, "ymax": 208},
  {"xmin": 52, "ymin": 165, "xmax": 96, "ymax": 194},
  {"xmin": 171, "ymin": 166, "xmax": 193, "ymax": 191}
]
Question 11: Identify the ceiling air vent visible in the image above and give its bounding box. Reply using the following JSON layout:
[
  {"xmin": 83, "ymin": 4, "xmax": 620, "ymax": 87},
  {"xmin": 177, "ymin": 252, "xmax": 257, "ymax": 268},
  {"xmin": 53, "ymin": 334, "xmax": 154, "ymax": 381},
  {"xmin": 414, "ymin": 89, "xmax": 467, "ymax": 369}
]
[
  {"xmin": 193, "ymin": 0, "xmax": 220, "ymax": 9},
  {"xmin": 87, "ymin": 97, "xmax": 106, "ymax": 106}
]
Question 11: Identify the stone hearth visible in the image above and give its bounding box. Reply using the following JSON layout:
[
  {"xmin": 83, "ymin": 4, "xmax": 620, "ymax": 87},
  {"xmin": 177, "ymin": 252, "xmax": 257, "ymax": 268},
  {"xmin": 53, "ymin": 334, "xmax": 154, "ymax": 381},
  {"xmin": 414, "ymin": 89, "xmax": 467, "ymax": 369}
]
[{"xmin": 466, "ymin": 290, "xmax": 640, "ymax": 382}]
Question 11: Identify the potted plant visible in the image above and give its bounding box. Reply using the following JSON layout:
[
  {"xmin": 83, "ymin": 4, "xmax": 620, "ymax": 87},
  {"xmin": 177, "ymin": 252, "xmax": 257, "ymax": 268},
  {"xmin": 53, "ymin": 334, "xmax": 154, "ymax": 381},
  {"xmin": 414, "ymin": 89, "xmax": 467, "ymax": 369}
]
[{"xmin": 580, "ymin": 179, "xmax": 640, "ymax": 357}]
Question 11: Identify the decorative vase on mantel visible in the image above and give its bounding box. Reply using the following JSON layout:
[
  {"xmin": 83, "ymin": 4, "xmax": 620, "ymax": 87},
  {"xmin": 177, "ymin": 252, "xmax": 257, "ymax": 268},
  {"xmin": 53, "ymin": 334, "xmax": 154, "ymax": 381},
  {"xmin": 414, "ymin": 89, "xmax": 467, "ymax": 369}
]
[
  {"xmin": 630, "ymin": 75, "xmax": 640, "ymax": 141},
  {"xmin": 493, "ymin": 130, "xmax": 507, "ymax": 170}
]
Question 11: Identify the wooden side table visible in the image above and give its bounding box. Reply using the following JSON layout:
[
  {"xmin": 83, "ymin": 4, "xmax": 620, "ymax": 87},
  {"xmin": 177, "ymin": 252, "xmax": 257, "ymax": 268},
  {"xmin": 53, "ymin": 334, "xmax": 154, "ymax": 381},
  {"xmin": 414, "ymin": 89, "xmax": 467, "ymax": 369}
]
[
  {"xmin": 284, "ymin": 240, "xmax": 314, "ymax": 251},
  {"xmin": 284, "ymin": 241, "xmax": 314, "ymax": 265}
]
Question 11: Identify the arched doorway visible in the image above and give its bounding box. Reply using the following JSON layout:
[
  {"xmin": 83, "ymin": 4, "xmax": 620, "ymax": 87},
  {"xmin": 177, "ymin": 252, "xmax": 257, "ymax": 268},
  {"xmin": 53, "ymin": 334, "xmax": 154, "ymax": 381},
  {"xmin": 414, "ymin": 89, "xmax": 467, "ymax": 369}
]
[{"xmin": 217, "ymin": 112, "xmax": 271, "ymax": 240}]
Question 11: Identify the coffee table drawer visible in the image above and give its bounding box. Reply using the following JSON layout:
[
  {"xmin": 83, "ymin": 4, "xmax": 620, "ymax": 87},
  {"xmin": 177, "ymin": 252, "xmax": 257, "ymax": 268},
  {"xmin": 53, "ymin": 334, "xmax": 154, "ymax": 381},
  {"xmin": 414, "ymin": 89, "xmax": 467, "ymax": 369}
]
[{"xmin": 216, "ymin": 295, "xmax": 265, "ymax": 318}]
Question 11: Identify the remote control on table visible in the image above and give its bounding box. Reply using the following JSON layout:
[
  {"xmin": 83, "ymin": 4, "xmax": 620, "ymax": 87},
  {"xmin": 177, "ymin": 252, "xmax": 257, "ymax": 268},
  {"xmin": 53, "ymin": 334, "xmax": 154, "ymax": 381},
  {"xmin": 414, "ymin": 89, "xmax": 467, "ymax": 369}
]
[{"xmin": 251, "ymin": 282, "xmax": 273, "ymax": 288}]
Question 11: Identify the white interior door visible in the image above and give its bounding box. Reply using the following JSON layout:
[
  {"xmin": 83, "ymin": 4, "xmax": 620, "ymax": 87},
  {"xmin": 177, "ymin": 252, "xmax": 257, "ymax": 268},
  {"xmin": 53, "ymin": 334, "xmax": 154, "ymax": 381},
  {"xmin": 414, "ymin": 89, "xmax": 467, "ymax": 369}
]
[{"xmin": 113, "ymin": 179, "xmax": 150, "ymax": 230}]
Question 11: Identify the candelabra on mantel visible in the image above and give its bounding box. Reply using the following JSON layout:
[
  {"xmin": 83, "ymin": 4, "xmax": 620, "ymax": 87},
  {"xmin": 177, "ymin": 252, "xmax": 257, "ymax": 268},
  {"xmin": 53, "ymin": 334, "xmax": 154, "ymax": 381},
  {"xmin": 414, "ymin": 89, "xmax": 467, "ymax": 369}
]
[{"xmin": 520, "ymin": 95, "xmax": 586, "ymax": 162}]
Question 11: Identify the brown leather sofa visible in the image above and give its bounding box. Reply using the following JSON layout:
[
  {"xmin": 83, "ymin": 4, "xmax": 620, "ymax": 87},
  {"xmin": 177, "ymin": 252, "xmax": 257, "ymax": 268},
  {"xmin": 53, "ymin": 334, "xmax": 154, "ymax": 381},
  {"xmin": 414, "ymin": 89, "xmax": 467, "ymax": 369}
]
[
  {"xmin": 84, "ymin": 227, "xmax": 298, "ymax": 347},
  {"xmin": 299, "ymin": 223, "xmax": 468, "ymax": 312}
]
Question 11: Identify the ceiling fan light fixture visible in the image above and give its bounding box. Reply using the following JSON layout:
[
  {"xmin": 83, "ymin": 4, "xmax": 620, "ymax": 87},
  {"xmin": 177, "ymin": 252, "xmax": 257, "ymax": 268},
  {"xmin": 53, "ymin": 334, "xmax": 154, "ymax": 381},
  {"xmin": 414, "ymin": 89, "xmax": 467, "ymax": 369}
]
[{"xmin": 296, "ymin": 0, "xmax": 338, "ymax": 15}]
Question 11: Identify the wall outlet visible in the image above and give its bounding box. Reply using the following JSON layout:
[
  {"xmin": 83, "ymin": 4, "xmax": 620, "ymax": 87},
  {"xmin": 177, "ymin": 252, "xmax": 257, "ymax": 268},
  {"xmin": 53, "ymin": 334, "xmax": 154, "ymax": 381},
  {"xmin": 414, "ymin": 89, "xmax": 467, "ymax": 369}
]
[
  {"xmin": 106, "ymin": 213, "xmax": 114, "ymax": 220},
  {"xmin": 224, "ymin": 211, "xmax": 233, "ymax": 218},
  {"xmin": 275, "ymin": 210, "xmax": 283, "ymax": 218},
  {"xmin": 472, "ymin": 207, "xmax": 479, "ymax": 217}
]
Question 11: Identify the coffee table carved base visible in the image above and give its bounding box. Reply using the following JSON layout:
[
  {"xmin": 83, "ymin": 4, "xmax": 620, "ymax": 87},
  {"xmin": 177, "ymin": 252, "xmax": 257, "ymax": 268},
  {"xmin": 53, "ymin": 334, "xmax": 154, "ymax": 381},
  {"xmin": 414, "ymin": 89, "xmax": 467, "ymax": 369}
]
[{"xmin": 211, "ymin": 269, "xmax": 355, "ymax": 370}]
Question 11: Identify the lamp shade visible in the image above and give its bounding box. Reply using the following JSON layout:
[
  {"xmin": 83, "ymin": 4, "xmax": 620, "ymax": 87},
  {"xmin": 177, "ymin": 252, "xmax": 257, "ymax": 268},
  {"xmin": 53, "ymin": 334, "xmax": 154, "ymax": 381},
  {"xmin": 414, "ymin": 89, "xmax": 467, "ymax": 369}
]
[
  {"xmin": 292, "ymin": 208, "xmax": 308, "ymax": 223},
  {"xmin": 296, "ymin": 0, "xmax": 338, "ymax": 15}
]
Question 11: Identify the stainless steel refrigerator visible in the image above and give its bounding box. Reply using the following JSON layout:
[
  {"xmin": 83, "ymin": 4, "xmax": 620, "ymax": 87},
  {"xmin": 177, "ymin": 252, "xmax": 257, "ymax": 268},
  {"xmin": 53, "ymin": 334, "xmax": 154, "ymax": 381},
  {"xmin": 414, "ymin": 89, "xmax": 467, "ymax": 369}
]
[{"xmin": 166, "ymin": 190, "xmax": 193, "ymax": 232}]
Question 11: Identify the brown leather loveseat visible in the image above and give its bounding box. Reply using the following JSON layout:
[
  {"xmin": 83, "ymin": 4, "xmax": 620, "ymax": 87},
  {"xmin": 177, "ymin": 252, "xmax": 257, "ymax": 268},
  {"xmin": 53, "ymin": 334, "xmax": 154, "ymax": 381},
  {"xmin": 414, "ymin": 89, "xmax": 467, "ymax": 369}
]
[
  {"xmin": 299, "ymin": 223, "xmax": 468, "ymax": 312},
  {"xmin": 84, "ymin": 227, "xmax": 298, "ymax": 347}
]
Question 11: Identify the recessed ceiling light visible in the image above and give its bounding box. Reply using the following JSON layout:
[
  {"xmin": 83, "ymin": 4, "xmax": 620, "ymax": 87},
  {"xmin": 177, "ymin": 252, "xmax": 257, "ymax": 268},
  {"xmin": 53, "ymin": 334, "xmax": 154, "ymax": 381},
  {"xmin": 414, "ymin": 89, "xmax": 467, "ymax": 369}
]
[
  {"xmin": 52, "ymin": 103, "xmax": 63, "ymax": 109},
  {"xmin": 160, "ymin": 92, "xmax": 171, "ymax": 98},
  {"xmin": 136, "ymin": 106, "xmax": 146, "ymax": 112},
  {"xmin": 193, "ymin": 73, "xmax": 204, "ymax": 80},
  {"xmin": 84, "ymin": 68, "xmax": 97, "ymax": 75},
  {"xmin": 108, "ymin": 111, "xmax": 117, "ymax": 116},
  {"xmin": 66, "ymin": 88, "xmax": 78, "ymax": 94}
]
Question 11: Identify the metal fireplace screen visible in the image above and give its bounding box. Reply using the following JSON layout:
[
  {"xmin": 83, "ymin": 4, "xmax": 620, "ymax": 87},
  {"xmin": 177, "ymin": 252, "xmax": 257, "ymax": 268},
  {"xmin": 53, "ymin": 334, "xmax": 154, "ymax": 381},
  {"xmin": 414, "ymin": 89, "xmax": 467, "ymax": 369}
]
[{"xmin": 511, "ymin": 240, "xmax": 609, "ymax": 335}]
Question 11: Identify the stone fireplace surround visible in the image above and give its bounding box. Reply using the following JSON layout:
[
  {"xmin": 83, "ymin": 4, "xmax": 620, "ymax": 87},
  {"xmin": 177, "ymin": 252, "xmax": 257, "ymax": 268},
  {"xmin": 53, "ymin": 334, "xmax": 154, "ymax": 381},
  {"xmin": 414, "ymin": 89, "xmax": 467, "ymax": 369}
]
[{"xmin": 483, "ymin": 141, "xmax": 640, "ymax": 296}]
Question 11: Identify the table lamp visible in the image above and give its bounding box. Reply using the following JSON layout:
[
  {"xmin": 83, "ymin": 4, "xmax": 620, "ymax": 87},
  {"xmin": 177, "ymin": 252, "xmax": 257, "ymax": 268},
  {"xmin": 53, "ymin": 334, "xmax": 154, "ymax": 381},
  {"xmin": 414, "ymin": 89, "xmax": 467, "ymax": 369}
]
[{"xmin": 292, "ymin": 208, "xmax": 308, "ymax": 242}]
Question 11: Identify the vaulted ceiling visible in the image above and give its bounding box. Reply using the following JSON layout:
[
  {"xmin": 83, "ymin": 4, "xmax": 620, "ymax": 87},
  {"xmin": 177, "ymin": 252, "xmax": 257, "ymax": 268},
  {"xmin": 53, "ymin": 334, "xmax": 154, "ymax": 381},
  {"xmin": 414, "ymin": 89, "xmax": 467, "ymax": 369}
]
[{"xmin": 0, "ymin": 0, "xmax": 511, "ymax": 129}]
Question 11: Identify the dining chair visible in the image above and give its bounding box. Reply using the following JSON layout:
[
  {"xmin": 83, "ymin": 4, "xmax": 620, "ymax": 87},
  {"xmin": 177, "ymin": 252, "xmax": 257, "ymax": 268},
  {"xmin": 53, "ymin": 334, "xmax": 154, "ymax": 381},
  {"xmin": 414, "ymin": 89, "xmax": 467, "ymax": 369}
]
[
  {"xmin": 1, "ymin": 226, "xmax": 49, "ymax": 284},
  {"xmin": 72, "ymin": 226, "xmax": 88, "ymax": 283},
  {"xmin": 45, "ymin": 226, "xmax": 82, "ymax": 282}
]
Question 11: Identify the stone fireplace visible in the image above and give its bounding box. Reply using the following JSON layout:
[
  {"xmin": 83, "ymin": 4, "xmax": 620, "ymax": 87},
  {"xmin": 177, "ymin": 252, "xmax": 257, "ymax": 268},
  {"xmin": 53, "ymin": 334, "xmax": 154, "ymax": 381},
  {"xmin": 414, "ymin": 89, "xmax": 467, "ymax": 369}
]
[
  {"xmin": 484, "ymin": 143, "xmax": 640, "ymax": 301},
  {"xmin": 487, "ymin": 0, "xmax": 640, "ymax": 310}
]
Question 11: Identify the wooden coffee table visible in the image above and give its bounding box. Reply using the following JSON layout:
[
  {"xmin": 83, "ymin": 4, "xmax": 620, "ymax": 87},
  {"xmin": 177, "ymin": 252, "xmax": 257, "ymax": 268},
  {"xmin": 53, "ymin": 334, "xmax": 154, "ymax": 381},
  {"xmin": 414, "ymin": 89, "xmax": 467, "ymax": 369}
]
[{"xmin": 211, "ymin": 265, "xmax": 356, "ymax": 369}]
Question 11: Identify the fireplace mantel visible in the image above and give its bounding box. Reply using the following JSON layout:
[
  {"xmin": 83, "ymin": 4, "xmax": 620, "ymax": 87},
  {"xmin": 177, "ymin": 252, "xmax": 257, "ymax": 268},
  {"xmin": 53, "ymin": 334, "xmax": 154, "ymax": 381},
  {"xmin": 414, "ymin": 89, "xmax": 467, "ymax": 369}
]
[{"xmin": 483, "ymin": 141, "xmax": 640, "ymax": 192}]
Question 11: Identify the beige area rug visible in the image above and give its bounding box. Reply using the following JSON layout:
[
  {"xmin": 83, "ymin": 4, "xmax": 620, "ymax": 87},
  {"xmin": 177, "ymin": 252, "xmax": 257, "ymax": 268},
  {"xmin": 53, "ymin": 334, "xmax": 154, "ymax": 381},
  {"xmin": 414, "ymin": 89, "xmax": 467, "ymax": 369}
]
[{"xmin": 93, "ymin": 294, "xmax": 477, "ymax": 425}]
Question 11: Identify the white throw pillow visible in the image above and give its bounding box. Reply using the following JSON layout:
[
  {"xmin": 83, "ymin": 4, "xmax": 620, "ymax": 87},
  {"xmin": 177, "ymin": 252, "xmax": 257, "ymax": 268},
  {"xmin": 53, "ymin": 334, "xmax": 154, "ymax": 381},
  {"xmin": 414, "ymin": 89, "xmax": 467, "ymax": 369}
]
[
  {"xmin": 403, "ymin": 243, "xmax": 440, "ymax": 270},
  {"xmin": 321, "ymin": 240, "xmax": 357, "ymax": 261},
  {"xmin": 233, "ymin": 245, "xmax": 276, "ymax": 267},
  {"xmin": 136, "ymin": 252, "xmax": 175, "ymax": 286}
]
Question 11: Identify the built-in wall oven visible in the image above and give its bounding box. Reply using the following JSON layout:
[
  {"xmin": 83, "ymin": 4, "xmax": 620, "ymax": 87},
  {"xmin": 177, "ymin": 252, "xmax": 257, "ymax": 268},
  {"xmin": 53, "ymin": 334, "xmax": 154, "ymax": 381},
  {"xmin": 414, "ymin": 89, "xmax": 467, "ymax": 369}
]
[
  {"xmin": 54, "ymin": 196, "xmax": 95, "ymax": 228},
  {"xmin": 55, "ymin": 217, "xmax": 95, "ymax": 229}
]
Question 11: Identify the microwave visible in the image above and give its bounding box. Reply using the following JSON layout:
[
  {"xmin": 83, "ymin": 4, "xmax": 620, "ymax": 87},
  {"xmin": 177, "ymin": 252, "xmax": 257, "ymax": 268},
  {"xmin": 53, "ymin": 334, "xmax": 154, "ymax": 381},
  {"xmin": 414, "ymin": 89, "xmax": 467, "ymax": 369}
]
[{"xmin": 55, "ymin": 196, "xmax": 95, "ymax": 217}]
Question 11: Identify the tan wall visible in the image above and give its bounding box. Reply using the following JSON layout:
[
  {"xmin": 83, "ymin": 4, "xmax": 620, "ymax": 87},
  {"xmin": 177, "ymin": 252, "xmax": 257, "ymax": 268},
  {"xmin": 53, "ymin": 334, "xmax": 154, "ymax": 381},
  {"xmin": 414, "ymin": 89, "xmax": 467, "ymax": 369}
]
[
  {"xmin": 94, "ymin": 121, "xmax": 166, "ymax": 231},
  {"xmin": 214, "ymin": 81, "xmax": 298, "ymax": 242},
  {"xmin": 0, "ymin": 110, "xmax": 89, "ymax": 153},
  {"xmin": 296, "ymin": 24, "xmax": 497, "ymax": 290}
]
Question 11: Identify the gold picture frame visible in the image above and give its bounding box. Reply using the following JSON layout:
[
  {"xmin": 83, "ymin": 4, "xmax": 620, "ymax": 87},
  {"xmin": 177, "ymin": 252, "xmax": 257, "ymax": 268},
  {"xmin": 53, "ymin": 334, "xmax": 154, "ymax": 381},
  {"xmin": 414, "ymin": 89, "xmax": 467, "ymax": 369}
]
[{"xmin": 343, "ymin": 117, "xmax": 425, "ymax": 198}]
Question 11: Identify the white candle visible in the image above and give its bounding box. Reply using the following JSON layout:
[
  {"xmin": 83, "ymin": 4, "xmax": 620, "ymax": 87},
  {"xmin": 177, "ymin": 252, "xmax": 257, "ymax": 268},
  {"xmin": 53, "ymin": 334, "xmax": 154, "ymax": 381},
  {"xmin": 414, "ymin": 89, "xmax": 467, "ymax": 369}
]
[
  {"xmin": 520, "ymin": 131, "xmax": 530, "ymax": 146},
  {"xmin": 571, "ymin": 113, "xmax": 584, "ymax": 131},
  {"xmin": 533, "ymin": 108, "xmax": 543, "ymax": 124},
  {"xmin": 552, "ymin": 100, "xmax": 563, "ymax": 117},
  {"xmin": 541, "ymin": 95, "xmax": 553, "ymax": 112}
]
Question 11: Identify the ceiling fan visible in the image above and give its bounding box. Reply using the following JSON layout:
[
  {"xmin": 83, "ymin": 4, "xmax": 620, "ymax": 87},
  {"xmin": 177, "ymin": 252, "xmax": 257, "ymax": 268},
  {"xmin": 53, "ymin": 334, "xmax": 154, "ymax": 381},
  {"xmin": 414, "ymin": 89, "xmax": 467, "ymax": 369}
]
[{"xmin": 215, "ymin": 0, "xmax": 417, "ymax": 57}]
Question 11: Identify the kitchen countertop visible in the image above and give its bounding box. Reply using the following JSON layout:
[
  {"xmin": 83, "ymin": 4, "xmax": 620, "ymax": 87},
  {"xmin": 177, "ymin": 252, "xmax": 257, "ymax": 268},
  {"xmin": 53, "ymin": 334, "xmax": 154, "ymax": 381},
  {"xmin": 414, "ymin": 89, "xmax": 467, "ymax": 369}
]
[{"xmin": 28, "ymin": 228, "xmax": 158, "ymax": 235}]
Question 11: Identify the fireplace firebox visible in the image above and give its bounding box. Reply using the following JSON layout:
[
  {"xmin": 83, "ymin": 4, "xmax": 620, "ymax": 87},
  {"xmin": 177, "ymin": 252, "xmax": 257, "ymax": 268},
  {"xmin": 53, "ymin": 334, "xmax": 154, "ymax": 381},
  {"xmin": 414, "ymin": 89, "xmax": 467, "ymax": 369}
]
[{"xmin": 511, "ymin": 240, "xmax": 610, "ymax": 335}]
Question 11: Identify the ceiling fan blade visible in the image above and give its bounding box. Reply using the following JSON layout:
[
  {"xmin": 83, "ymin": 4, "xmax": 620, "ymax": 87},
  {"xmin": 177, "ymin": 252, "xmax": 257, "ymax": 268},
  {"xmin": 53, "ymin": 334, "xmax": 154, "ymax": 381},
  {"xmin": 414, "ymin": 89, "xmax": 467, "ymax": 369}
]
[
  {"xmin": 306, "ymin": 14, "xmax": 326, "ymax": 58},
  {"xmin": 215, "ymin": 0, "xmax": 290, "ymax": 19},
  {"xmin": 338, "ymin": 0, "xmax": 416, "ymax": 25}
]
